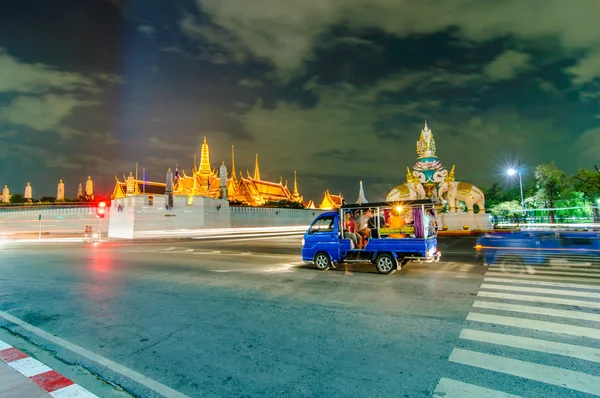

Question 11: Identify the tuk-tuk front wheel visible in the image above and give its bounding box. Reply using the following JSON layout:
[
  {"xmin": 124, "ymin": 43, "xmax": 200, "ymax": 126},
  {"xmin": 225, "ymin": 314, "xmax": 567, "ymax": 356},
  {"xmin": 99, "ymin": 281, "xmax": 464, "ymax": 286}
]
[
  {"xmin": 314, "ymin": 252, "xmax": 331, "ymax": 271},
  {"xmin": 375, "ymin": 253, "xmax": 397, "ymax": 275}
]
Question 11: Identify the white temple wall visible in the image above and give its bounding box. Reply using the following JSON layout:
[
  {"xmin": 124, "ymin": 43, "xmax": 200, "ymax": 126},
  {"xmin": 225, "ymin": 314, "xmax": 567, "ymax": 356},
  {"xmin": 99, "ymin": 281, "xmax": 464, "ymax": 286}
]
[
  {"xmin": 439, "ymin": 212, "xmax": 493, "ymax": 231},
  {"xmin": 108, "ymin": 195, "xmax": 231, "ymax": 239},
  {"xmin": 0, "ymin": 206, "xmax": 108, "ymax": 235},
  {"xmin": 230, "ymin": 207, "xmax": 326, "ymax": 228},
  {"xmin": 0, "ymin": 200, "xmax": 328, "ymax": 238}
]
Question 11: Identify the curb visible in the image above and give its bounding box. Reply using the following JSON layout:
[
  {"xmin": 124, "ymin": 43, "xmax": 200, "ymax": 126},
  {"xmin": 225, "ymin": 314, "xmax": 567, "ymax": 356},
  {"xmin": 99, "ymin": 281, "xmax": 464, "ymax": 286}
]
[{"xmin": 0, "ymin": 339, "xmax": 97, "ymax": 397}]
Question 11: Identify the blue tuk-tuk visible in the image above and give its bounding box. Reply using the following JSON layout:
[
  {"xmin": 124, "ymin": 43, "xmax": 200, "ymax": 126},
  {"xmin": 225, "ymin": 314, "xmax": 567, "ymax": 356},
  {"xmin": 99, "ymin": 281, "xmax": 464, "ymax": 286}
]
[{"xmin": 301, "ymin": 200, "xmax": 441, "ymax": 274}]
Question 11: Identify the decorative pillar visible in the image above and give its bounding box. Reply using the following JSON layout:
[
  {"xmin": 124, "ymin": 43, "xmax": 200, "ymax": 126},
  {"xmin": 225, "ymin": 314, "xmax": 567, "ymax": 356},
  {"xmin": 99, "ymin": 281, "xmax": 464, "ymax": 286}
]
[
  {"xmin": 219, "ymin": 161, "xmax": 228, "ymax": 199},
  {"xmin": 165, "ymin": 168, "xmax": 173, "ymax": 209},
  {"xmin": 85, "ymin": 176, "xmax": 94, "ymax": 199},
  {"xmin": 57, "ymin": 179, "xmax": 65, "ymax": 201},
  {"xmin": 24, "ymin": 182, "xmax": 32, "ymax": 202},
  {"xmin": 126, "ymin": 172, "xmax": 135, "ymax": 195},
  {"xmin": 1, "ymin": 185, "xmax": 9, "ymax": 203}
]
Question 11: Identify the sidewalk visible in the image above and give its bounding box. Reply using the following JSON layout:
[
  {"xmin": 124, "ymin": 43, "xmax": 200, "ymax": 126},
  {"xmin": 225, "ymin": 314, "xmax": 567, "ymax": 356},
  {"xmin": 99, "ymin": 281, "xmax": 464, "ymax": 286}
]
[
  {"xmin": 0, "ymin": 360, "xmax": 50, "ymax": 397},
  {"xmin": 0, "ymin": 340, "xmax": 96, "ymax": 397}
]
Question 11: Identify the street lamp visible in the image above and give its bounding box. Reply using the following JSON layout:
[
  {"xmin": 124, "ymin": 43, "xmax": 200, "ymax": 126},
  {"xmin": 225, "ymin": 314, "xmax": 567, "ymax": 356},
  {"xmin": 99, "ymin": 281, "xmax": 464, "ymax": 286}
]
[{"xmin": 507, "ymin": 168, "xmax": 525, "ymax": 218}]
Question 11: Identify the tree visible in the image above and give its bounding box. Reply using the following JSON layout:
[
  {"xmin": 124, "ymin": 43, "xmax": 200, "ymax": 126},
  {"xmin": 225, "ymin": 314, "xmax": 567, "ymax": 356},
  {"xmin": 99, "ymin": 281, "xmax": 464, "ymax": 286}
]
[
  {"xmin": 9, "ymin": 193, "xmax": 25, "ymax": 204},
  {"xmin": 263, "ymin": 199, "xmax": 305, "ymax": 209},
  {"xmin": 571, "ymin": 168, "xmax": 600, "ymax": 222},
  {"xmin": 39, "ymin": 196, "xmax": 56, "ymax": 203},
  {"xmin": 534, "ymin": 162, "xmax": 570, "ymax": 223},
  {"xmin": 489, "ymin": 200, "xmax": 522, "ymax": 218}
]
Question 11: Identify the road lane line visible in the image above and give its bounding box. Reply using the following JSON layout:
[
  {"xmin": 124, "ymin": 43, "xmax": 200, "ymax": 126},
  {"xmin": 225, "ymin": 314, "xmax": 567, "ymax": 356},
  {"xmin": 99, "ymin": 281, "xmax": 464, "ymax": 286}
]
[
  {"xmin": 485, "ymin": 272, "xmax": 600, "ymax": 284},
  {"xmin": 480, "ymin": 284, "xmax": 600, "ymax": 299},
  {"xmin": 489, "ymin": 265, "xmax": 600, "ymax": 273},
  {"xmin": 459, "ymin": 329, "xmax": 600, "ymax": 363},
  {"xmin": 473, "ymin": 301, "xmax": 600, "ymax": 322},
  {"xmin": 433, "ymin": 377, "xmax": 521, "ymax": 397},
  {"xmin": 478, "ymin": 291, "xmax": 600, "ymax": 309},
  {"xmin": 164, "ymin": 247, "xmax": 176, "ymax": 251},
  {"xmin": 0, "ymin": 310, "xmax": 189, "ymax": 398},
  {"xmin": 507, "ymin": 270, "xmax": 600, "ymax": 278},
  {"xmin": 449, "ymin": 348, "xmax": 600, "ymax": 396},
  {"xmin": 467, "ymin": 312, "xmax": 600, "ymax": 340},
  {"xmin": 184, "ymin": 249, "xmax": 194, "ymax": 252},
  {"xmin": 483, "ymin": 277, "xmax": 600, "ymax": 290}
]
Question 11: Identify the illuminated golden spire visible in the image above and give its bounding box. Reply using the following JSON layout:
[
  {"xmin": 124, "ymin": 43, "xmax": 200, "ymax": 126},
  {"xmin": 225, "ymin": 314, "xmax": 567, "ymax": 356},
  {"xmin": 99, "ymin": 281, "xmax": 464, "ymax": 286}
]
[
  {"xmin": 253, "ymin": 154, "xmax": 261, "ymax": 180},
  {"xmin": 231, "ymin": 145, "xmax": 237, "ymax": 181},
  {"xmin": 193, "ymin": 153, "xmax": 197, "ymax": 173},
  {"xmin": 199, "ymin": 136, "xmax": 211, "ymax": 172},
  {"xmin": 293, "ymin": 170, "xmax": 299, "ymax": 196}
]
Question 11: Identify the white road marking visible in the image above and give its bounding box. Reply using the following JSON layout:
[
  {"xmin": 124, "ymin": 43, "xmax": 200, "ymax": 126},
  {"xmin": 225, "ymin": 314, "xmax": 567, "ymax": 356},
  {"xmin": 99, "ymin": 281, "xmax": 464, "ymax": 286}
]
[
  {"xmin": 449, "ymin": 348, "xmax": 600, "ymax": 396},
  {"xmin": 0, "ymin": 310, "xmax": 188, "ymax": 398},
  {"xmin": 478, "ymin": 291, "xmax": 600, "ymax": 309},
  {"xmin": 164, "ymin": 247, "xmax": 176, "ymax": 251},
  {"xmin": 485, "ymin": 271, "xmax": 600, "ymax": 284},
  {"xmin": 480, "ymin": 283, "xmax": 600, "ymax": 299},
  {"xmin": 467, "ymin": 312, "xmax": 600, "ymax": 340},
  {"xmin": 483, "ymin": 277, "xmax": 600, "ymax": 291},
  {"xmin": 8, "ymin": 357, "xmax": 52, "ymax": 377},
  {"xmin": 506, "ymin": 269, "xmax": 600, "ymax": 278},
  {"xmin": 489, "ymin": 265, "xmax": 600, "ymax": 273},
  {"xmin": 473, "ymin": 300, "xmax": 600, "ymax": 322},
  {"xmin": 433, "ymin": 377, "xmax": 521, "ymax": 397},
  {"xmin": 184, "ymin": 249, "xmax": 194, "ymax": 253},
  {"xmin": 50, "ymin": 384, "xmax": 98, "ymax": 398},
  {"xmin": 460, "ymin": 329, "xmax": 600, "ymax": 363}
]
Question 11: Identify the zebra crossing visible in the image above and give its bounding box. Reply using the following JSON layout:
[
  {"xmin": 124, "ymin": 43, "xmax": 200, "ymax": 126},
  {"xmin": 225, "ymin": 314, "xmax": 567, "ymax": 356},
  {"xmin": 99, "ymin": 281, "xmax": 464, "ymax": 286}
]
[{"xmin": 433, "ymin": 262, "xmax": 600, "ymax": 397}]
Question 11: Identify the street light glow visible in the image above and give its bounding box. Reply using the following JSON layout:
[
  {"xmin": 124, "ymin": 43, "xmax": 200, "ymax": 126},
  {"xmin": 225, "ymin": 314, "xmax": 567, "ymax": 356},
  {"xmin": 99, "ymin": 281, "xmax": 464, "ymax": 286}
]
[{"xmin": 507, "ymin": 168, "xmax": 517, "ymax": 176}]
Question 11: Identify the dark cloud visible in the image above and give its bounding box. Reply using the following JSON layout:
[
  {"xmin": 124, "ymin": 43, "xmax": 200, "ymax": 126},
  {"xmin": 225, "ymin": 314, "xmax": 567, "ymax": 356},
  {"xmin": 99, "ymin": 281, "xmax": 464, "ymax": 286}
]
[{"xmin": 1, "ymin": 1, "xmax": 599, "ymax": 201}]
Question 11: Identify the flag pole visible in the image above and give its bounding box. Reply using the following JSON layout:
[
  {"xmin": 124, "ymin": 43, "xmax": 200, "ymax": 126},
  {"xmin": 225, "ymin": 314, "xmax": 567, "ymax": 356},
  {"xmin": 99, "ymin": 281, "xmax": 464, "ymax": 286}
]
[{"xmin": 143, "ymin": 168, "xmax": 146, "ymax": 194}]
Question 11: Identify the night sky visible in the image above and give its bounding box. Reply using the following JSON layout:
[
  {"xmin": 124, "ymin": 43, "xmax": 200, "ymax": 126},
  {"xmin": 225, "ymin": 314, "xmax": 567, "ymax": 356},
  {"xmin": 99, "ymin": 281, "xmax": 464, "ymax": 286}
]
[{"xmin": 1, "ymin": 0, "xmax": 599, "ymax": 202}]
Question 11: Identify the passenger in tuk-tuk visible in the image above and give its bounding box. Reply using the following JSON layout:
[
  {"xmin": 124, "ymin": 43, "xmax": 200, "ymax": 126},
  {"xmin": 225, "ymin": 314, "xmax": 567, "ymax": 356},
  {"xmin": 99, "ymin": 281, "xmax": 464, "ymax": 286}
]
[
  {"xmin": 356, "ymin": 209, "xmax": 372, "ymax": 248},
  {"xmin": 343, "ymin": 211, "xmax": 361, "ymax": 249},
  {"xmin": 368, "ymin": 209, "xmax": 388, "ymax": 239}
]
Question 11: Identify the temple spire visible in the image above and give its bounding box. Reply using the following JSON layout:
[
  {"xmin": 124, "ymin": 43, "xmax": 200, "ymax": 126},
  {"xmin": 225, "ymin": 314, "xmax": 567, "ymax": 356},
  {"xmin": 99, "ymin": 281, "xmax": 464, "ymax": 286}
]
[
  {"xmin": 253, "ymin": 154, "xmax": 261, "ymax": 180},
  {"xmin": 293, "ymin": 170, "xmax": 299, "ymax": 196},
  {"xmin": 231, "ymin": 145, "xmax": 237, "ymax": 181},
  {"xmin": 199, "ymin": 136, "xmax": 211, "ymax": 172},
  {"xmin": 356, "ymin": 180, "xmax": 368, "ymax": 204}
]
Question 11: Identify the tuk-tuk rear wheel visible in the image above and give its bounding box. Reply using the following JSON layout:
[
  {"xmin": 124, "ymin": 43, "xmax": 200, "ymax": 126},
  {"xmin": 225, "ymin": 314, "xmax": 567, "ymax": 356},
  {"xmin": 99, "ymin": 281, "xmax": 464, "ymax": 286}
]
[
  {"xmin": 314, "ymin": 252, "xmax": 331, "ymax": 271},
  {"xmin": 375, "ymin": 253, "xmax": 397, "ymax": 275}
]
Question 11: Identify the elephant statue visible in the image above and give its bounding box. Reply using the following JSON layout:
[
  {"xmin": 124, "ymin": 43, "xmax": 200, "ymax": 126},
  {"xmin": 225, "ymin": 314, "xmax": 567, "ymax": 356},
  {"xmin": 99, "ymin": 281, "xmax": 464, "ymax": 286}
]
[
  {"xmin": 437, "ymin": 180, "xmax": 485, "ymax": 213},
  {"xmin": 386, "ymin": 182, "xmax": 427, "ymax": 202}
]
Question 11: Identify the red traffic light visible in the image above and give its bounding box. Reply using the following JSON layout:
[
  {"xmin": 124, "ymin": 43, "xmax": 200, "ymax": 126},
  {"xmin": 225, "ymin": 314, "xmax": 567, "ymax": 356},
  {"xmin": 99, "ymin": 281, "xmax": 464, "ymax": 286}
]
[{"xmin": 99, "ymin": 201, "xmax": 106, "ymax": 208}]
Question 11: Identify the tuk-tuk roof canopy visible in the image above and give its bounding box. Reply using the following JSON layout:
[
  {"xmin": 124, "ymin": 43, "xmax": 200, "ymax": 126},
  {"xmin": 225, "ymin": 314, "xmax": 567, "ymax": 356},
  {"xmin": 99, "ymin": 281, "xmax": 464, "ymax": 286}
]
[{"xmin": 340, "ymin": 199, "xmax": 436, "ymax": 210}]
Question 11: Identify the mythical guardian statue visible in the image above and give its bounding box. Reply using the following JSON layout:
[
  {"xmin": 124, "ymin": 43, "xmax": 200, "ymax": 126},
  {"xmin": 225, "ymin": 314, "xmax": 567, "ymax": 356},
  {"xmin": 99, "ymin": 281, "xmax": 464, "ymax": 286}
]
[
  {"xmin": 437, "ymin": 166, "xmax": 486, "ymax": 213},
  {"xmin": 386, "ymin": 167, "xmax": 427, "ymax": 202}
]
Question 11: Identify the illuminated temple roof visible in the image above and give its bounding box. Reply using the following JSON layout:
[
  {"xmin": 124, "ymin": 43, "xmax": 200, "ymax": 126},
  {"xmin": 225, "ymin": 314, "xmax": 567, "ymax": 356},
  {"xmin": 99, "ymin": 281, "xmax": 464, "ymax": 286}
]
[
  {"xmin": 318, "ymin": 190, "xmax": 344, "ymax": 210},
  {"xmin": 111, "ymin": 138, "xmax": 306, "ymax": 207}
]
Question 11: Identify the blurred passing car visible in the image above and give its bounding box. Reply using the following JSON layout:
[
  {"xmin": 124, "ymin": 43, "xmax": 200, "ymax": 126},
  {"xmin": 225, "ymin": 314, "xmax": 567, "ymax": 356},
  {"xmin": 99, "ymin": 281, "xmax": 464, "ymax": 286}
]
[{"xmin": 476, "ymin": 230, "xmax": 600, "ymax": 271}]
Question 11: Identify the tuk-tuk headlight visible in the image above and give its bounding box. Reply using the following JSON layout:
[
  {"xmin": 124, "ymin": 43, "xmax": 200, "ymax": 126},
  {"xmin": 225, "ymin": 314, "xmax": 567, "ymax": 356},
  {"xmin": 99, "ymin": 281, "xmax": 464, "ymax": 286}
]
[{"xmin": 302, "ymin": 237, "xmax": 305, "ymax": 247}]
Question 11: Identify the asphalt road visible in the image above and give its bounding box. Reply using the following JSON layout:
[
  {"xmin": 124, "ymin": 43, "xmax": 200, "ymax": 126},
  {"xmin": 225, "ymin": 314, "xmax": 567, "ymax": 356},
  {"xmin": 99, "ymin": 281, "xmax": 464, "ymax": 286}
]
[{"xmin": 1, "ymin": 236, "xmax": 598, "ymax": 397}]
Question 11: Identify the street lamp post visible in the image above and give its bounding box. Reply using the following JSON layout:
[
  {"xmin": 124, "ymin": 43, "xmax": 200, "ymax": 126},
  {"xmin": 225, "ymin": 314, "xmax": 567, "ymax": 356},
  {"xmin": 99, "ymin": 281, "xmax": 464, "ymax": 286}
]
[{"xmin": 508, "ymin": 168, "xmax": 525, "ymax": 219}]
